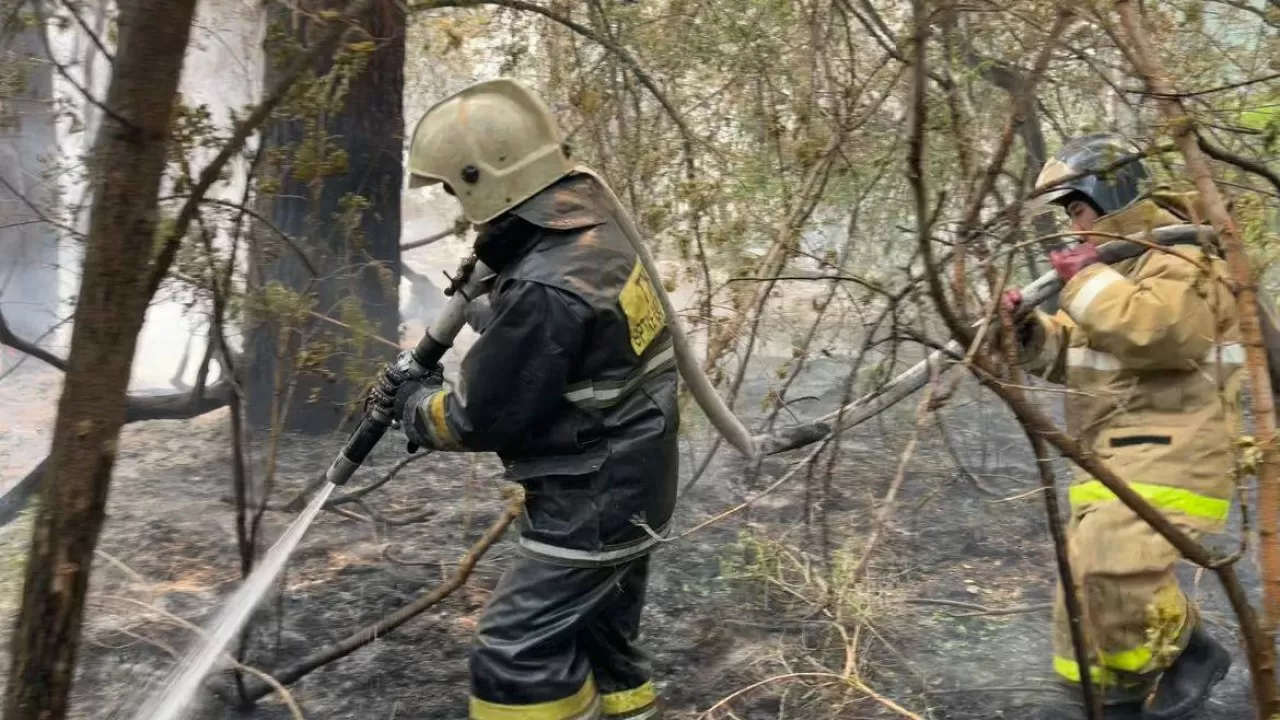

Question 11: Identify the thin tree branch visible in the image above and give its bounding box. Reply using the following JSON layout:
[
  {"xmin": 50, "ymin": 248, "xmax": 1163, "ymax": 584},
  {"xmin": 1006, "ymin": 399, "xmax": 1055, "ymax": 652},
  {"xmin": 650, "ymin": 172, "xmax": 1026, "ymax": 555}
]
[
  {"xmin": 32, "ymin": 1, "xmax": 132, "ymax": 132},
  {"xmin": 237, "ymin": 495, "xmax": 523, "ymax": 704},
  {"xmin": 1124, "ymin": 71, "xmax": 1280, "ymax": 98},
  {"xmin": 0, "ymin": 172, "xmax": 84, "ymax": 240},
  {"xmin": 1197, "ymin": 135, "xmax": 1280, "ymax": 198},
  {"xmin": 145, "ymin": 0, "xmax": 376, "ymax": 297},
  {"xmin": 59, "ymin": 0, "xmax": 113, "ymax": 64},
  {"xmin": 997, "ymin": 273, "xmax": 1099, "ymax": 718},
  {"xmin": 0, "ymin": 306, "xmax": 67, "ymax": 371},
  {"xmin": 196, "ymin": 197, "xmax": 320, "ymax": 277},
  {"xmin": 401, "ymin": 221, "xmax": 465, "ymax": 251},
  {"xmin": 409, "ymin": 0, "xmax": 708, "ymax": 165}
]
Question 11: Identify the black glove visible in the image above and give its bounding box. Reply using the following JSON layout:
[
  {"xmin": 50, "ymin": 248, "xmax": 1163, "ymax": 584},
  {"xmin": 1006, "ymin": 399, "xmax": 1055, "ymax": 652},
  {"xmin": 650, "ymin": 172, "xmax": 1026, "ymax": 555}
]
[
  {"xmin": 989, "ymin": 314, "xmax": 1043, "ymax": 358},
  {"xmin": 393, "ymin": 364, "xmax": 444, "ymax": 452}
]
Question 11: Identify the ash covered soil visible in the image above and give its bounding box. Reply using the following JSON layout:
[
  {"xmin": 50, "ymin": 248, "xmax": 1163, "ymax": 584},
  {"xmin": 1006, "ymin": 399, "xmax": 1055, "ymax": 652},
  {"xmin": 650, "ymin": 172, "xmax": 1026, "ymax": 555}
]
[{"xmin": 0, "ymin": 359, "xmax": 1259, "ymax": 720}]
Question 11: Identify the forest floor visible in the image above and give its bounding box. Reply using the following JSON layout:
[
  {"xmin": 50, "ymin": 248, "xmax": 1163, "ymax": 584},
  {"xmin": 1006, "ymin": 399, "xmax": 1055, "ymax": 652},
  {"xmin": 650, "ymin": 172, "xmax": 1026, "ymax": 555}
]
[{"xmin": 0, "ymin": 357, "xmax": 1259, "ymax": 720}]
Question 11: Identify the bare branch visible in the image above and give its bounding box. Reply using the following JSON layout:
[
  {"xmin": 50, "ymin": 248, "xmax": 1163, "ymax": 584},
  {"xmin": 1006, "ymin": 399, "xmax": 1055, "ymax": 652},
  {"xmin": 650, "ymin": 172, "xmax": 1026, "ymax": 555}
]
[
  {"xmin": 0, "ymin": 306, "xmax": 67, "ymax": 371},
  {"xmin": 236, "ymin": 495, "xmax": 523, "ymax": 704},
  {"xmin": 401, "ymin": 219, "xmax": 467, "ymax": 251},
  {"xmin": 32, "ymin": 2, "xmax": 133, "ymax": 132},
  {"xmin": 197, "ymin": 197, "xmax": 320, "ymax": 277},
  {"xmin": 145, "ymin": 0, "xmax": 377, "ymax": 297},
  {"xmin": 59, "ymin": 0, "xmax": 113, "ymax": 64},
  {"xmin": 1124, "ymin": 71, "xmax": 1280, "ymax": 98},
  {"xmin": 1197, "ymin": 135, "xmax": 1280, "ymax": 199},
  {"xmin": 410, "ymin": 0, "xmax": 708, "ymax": 165}
]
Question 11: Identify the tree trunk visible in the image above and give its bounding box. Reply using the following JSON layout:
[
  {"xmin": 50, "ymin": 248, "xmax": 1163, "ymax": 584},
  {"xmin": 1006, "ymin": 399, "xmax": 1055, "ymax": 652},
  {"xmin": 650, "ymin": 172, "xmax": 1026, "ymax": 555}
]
[
  {"xmin": 246, "ymin": 0, "xmax": 405, "ymax": 434},
  {"xmin": 0, "ymin": 19, "xmax": 59, "ymax": 344},
  {"xmin": 1115, "ymin": 0, "xmax": 1280, "ymax": 630},
  {"xmin": 2, "ymin": 1, "xmax": 200, "ymax": 718}
]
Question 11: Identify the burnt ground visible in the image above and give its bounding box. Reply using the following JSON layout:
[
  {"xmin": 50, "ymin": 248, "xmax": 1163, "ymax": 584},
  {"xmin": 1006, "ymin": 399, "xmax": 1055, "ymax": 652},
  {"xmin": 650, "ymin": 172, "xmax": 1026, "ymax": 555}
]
[{"xmin": 0, "ymin": 357, "xmax": 1261, "ymax": 720}]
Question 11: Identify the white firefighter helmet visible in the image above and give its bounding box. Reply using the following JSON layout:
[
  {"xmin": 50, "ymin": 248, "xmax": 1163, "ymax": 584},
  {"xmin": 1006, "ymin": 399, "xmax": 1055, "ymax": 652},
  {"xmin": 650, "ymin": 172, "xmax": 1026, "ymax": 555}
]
[{"xmin": 407, "ymin": 78, "xmax": 574, "ymax": 224}]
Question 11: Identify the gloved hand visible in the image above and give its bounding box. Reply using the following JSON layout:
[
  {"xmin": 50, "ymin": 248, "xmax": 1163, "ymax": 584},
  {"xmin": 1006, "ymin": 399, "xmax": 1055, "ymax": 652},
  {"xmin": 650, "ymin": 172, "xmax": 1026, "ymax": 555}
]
[
  {"xmin": 1049, "ymin": 243, "xmax": 1100, "ymax": 283},
  {"xmin": 1001, "ymin": 288, "xmax": 1023, "ymax": 315},
  {"xmin": 991, "ymin": 287, "xmax": 1037, "ymax": 352},
  {"xmin": 393, "ymin": 364, "xmax": 444, "ymax": 453}
]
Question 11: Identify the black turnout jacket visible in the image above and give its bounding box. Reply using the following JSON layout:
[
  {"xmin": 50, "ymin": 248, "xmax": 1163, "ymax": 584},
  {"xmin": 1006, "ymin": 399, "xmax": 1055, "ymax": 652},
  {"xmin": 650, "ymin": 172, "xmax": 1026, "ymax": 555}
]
[{"xmin": 412, "ymin": 172, "xmax": 680, "ymax": 566}]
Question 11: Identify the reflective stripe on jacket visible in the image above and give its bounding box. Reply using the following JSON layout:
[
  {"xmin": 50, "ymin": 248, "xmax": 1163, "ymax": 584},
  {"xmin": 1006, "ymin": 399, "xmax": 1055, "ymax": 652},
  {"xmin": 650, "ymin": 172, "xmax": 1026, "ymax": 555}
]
[
  {"xmin": 1022, "ymin": 196, "xmax": 1243, "ymax": 531},
  {"xmin": 413, "ymin": 173, "xmax": 680, "ymax": 566}
]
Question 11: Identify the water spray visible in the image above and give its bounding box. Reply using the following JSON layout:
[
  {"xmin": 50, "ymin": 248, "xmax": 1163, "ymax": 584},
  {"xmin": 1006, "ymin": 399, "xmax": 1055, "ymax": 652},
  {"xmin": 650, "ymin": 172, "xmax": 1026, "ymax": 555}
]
[{"xmin": 130, "ymin": 256, "xmax": 494, "ymax": 720}]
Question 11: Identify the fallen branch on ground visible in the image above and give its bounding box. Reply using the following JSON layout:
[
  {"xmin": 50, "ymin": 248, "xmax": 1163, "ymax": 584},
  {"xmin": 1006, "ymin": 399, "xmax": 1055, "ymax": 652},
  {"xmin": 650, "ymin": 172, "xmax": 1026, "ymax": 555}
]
[
  {"xmin": 95, "ymin": 595, "xmax": 305, "ymax": 720},
  {"xmin": 236, "ymin": 493, "xmax": 523, "ymax": 704},
  {"xmin": 0, "ymin": 312, "xmax": 236, "ymax": 526},
  {"xmin": 698, "ymin": 671, "xmax": 924, "ymax": 720}
]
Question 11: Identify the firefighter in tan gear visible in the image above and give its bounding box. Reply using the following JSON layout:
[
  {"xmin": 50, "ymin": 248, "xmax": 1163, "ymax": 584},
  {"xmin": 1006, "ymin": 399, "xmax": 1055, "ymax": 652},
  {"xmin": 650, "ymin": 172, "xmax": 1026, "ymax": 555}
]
[
  {"xmin": 395, "ymin": 79, "xmax": 672, "ymax": 720},
  {"xmin": 1003, "ymin": 133, "xmax": 1239, "ymax": 720}
]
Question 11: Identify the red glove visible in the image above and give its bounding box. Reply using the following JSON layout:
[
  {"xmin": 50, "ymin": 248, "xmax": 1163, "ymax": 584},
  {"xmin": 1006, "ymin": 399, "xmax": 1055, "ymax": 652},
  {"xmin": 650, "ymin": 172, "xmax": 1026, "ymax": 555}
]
[
  {"xmin": 1001, "ymin": 288, "xmax": 1023, "ymax": 315},
  {"xmin": 1049, "ymin": 244, "xmax": 1100, "ymax": 283}
]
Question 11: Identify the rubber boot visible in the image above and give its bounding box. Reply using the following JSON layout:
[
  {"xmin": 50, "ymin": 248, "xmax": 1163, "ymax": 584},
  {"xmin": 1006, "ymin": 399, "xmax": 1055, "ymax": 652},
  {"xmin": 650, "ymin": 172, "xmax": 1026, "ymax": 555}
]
[{"xmin": 1141, "ymin": 624, "xmax": 1231, "ymax": 720}]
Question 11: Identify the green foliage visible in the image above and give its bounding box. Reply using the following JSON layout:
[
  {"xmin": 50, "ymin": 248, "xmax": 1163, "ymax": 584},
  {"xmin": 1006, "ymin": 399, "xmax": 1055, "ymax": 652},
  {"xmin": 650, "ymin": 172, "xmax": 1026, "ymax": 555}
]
[
  {"xmin": 718, "ymin": 529, "xmax": 880, "ymax": 623},
  {"xmin": 244, "ymin": 281, "xmax": 317, "ymax": 330}
]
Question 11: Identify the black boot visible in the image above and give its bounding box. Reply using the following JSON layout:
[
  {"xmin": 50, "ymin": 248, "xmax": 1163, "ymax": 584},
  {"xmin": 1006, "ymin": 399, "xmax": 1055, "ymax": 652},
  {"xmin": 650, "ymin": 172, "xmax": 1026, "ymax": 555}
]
[{"xmin": 1141, "ymin": 625, "xmax": 1231, "ymax": 720}]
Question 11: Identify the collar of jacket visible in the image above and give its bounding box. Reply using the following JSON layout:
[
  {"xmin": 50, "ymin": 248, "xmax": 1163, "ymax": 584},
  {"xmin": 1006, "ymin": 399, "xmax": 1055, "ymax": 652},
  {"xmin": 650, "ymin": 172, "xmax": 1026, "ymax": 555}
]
[
  {"xmin": 472, "ymin": 174, "xmax": 612, "ymax": 272},
  {"xmin": 473, "ymin": 213, "xmax": 540, "ymax": 272},
  {"xmin": 1093, "ymin": 196, "xmax": 1189, "ymax": 237},
  {"xmin": 1092, "ymin": 193, "xmax": 1220, "ymax": 275},
  {"xmin": 509, "ymin": 172, "xmax": 610, "ymax": 231}
]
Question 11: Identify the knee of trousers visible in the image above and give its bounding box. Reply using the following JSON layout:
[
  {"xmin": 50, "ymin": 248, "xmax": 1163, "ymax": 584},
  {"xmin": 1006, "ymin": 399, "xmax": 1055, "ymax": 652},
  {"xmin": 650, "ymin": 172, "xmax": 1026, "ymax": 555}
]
[
  {"xmin": 469, "ymin": 633, "xmax": 598, "ymax": 714},
  {"xmin": 1052, "ymin": 575, "xmax": 1194, "ymax": 683}
]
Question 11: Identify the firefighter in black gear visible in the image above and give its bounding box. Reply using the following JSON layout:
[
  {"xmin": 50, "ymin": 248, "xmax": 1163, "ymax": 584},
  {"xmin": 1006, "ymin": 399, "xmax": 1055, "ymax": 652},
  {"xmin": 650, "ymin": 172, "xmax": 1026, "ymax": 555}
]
[{"xmin": 394, "ymin": 78, "xmax": 673, "ymax": 720}]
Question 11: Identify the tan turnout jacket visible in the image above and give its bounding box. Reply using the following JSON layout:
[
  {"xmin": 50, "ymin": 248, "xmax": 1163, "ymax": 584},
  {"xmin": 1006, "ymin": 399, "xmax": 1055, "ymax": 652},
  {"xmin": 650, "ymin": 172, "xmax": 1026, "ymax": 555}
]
[{"xmin": 1024, "ymin": 195, "xmax": 1243, "ymax": 533}]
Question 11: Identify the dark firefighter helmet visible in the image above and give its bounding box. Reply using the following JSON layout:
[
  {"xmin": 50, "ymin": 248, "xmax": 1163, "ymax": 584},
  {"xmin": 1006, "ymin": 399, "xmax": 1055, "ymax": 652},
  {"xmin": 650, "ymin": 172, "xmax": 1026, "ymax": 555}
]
[{"xmin": 1031, "ymin": 133, "xmax": 1150, "ymax": 217}]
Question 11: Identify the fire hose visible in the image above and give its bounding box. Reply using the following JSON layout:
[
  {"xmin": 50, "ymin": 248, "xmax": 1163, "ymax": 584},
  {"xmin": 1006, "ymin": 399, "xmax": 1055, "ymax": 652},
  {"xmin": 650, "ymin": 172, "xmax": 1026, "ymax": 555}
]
[
  {"xmin": 323, "ymin": 197, "xmax": 1253, "ymax": 489},
  {"xmin": 770, "ymin": 223, "xmax": 1280, "ymax": 449},
  {"xmin": 324, "ymin": 254, "xmax": 495, "ymax": 486}
]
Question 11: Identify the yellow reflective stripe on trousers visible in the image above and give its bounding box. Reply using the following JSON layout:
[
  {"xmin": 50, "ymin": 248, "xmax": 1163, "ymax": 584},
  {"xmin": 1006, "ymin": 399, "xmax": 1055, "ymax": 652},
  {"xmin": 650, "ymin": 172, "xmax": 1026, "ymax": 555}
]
[
  {"xmin": 1069, "ymin": 480, "xmax": 1230, "ymax": 522},
  {"xmin": 1054, "ymin": 644, "xmax": 1153, "ymax": 683},
  {"xmin": 1054, "ymin": 656, "xmax": 1117, "ymax": 685},
  {"xmin": 470, "ymin": 675, "xmax": 599, "ymax": 720},
  {"xmin": 602, "ymin": 681, "xmax": 656, "ymax": 717}
]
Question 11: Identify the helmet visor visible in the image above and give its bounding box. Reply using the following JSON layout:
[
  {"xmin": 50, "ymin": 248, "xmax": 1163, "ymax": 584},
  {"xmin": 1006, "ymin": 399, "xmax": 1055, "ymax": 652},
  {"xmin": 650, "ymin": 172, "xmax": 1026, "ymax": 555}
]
[
  {"xmin": 408, "ymin": 173, "xmax": 441, "ymax": 190},
  {"xmin": 1026, "ymin": 185, "xmax": 1075, "ymax": 210}
]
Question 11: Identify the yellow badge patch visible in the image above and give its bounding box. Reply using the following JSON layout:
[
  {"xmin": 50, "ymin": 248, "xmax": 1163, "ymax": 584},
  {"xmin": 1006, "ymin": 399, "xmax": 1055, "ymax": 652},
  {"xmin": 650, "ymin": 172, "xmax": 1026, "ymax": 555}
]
[{"xmin": 618, "ymin": 258, "xmax": 666, "ymax": 356}]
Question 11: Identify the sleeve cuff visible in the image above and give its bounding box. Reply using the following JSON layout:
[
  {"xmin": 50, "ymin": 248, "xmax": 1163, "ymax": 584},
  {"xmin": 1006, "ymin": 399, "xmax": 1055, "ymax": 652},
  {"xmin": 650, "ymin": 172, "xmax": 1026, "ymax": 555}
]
[
  {"xmin": 1022, "ymin": 314, "xmax": 1060, "ymax": 371},
  {"xmin": 415, "ymin": 389, "xmax": 466, "ymax": 451},
  {"xmin": 1062, "ymin": 264, "xmax": 1124, "ymax": 324}
]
